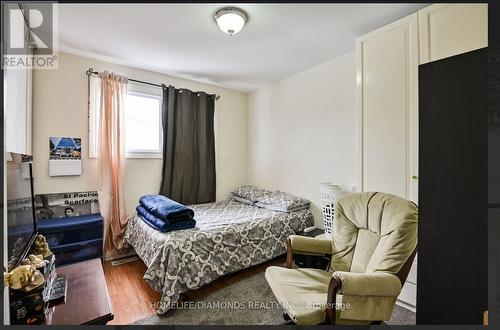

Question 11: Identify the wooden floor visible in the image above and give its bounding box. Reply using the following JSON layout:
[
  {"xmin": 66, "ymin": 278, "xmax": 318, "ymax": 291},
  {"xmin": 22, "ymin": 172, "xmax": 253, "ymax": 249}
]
[
  {"xmin": 103, "ymin": 258, "xmax": 160, "ymax": 325},
  {"xmin": 103, "ymin": 255, "xmax": 287, "ymax": 325}
]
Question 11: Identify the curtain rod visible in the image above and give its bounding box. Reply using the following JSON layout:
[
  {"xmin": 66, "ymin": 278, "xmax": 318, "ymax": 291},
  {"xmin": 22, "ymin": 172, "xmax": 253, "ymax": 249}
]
[{"xmin": 86, "ymin": 68, "xmax": 221, "ymax": 100}]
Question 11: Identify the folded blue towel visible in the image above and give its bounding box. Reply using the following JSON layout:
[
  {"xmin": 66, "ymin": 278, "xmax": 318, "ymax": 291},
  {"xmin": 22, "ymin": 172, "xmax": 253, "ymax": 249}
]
[
  {"xmin": 139, "ymin": 195, "xmax": 194, "ymax": 223},
  {"xmin": 136, "ymin": 205, "xmax": 196, "ymax": 232}
]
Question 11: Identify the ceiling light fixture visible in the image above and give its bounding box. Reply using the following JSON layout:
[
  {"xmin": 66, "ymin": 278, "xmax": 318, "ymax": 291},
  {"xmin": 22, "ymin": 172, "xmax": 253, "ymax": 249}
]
[{"xmin": 214, "ymin": 7, "xmax": 248, "ymax": 35}]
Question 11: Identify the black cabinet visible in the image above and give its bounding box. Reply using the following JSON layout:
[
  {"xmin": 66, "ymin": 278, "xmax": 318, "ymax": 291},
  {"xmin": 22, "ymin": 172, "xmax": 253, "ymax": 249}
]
[
  {"xmin": 417, "ymin": 48, "xmax": 488, "ymax": 324},
  {"xmin": 489, "ymin": 41, "xmax": 500, "ymax": 328},
  {"xmin": 37, "ymin": 214, "xmax": 103, "ymax": 266},
  {"xmin": 489, "ymin": 209, "xmax": 500, "ymax": 327}
]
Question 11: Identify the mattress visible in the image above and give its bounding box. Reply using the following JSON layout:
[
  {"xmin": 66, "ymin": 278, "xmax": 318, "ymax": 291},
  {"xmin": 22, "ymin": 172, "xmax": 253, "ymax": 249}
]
[{"xmin": 123, "ymin": 198, "xmax": 314, "ymax": 314}]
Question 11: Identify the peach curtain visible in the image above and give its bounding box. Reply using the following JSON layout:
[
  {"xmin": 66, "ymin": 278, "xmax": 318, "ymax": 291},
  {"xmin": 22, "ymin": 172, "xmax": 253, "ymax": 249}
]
[{"xmin": 97, "ymin": 71, "xmax": 128, "ymax": 258}]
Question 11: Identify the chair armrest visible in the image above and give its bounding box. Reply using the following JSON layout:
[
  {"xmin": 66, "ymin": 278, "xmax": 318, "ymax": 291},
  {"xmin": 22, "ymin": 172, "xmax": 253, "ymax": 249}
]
[
  {"xmin": 286, "ymin": 235, "xmax": 332, "ymax": 268},
  {"xmin": 333, "ymin": 271, "xmax": 402, "ymax": 297},
  {"xmin": 326, "ymin": 275, "xmax": 342, "ymax": 324},
  {"xmin": 289, "ymin": 235, "xmax": 332, "ymax": 255}
]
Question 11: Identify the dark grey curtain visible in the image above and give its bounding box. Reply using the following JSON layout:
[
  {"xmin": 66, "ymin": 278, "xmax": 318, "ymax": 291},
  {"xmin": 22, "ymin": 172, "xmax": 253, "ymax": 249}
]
[{"xmin": 159, "ymin": 85, "xmax": 216, "ymax": 204}]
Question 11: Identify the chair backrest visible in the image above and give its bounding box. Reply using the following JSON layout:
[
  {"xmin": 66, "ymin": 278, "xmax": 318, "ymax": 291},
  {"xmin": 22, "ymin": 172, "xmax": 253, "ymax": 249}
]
[{"xmin": 329, "ymin": 192, "xmax": 418, "ymax": 279}]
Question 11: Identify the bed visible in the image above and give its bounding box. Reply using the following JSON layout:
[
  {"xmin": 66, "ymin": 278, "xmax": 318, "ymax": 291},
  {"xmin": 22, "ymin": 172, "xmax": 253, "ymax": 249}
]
[{"xmin": 123, "ymin": 198, "xmax": 314, "ymax": 314}]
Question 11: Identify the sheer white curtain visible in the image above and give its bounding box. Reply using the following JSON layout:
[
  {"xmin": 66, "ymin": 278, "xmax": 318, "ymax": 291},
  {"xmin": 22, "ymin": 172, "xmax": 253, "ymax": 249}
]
[{"xmin": 89, "ymin": 71, "xmax": 128, "ymax": 257}]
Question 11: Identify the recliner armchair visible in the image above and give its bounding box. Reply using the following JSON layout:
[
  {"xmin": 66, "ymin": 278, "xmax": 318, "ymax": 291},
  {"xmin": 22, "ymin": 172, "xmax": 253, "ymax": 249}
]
[{"xmin": 265, "ymin": 192, "xmax": 418, "ymax": 325}]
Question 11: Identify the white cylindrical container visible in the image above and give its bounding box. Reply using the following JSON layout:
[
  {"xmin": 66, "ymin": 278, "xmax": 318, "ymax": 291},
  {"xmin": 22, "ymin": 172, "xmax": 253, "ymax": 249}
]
[{"xmin": 320, "ymin": 183, "xmax": 348, "ymax": 239}]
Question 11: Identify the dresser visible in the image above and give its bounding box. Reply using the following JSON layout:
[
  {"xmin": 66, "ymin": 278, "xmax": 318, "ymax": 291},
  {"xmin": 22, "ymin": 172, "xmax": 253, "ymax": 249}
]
[
  {"xmin": 44, "ymin": 259, "xmax": 113, "ymax": 325},
  {"xmin": 37, "ymin": 214, "xmax": 103, "ymax": 266}
]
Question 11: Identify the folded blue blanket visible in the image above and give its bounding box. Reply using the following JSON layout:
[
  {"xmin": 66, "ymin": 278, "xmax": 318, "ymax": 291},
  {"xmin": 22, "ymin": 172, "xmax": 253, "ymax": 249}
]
[
  {"xmin": 139, "ymin": 195, "xmax": 194, "ymax": 223},
  {"xmin": 136, "ymin": 205, "xmax": 196, "ymax": 232}
]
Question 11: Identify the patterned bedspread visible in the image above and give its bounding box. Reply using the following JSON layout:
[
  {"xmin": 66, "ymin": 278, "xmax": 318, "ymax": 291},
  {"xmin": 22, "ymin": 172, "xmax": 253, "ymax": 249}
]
[{"xmin": 123, "ymin": 199, "xmax": 314, "ymax": 314}]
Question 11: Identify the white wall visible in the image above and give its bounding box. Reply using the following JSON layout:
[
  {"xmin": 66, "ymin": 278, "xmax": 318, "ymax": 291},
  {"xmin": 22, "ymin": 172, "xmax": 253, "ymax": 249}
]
[
  {"xmin": 32, "ymin": 52, "xmax": 248, "ymax": 213},
  {"xmin": 248, "ymin": 51, "xmax": 357, "ymax": 227},
  {"xmin": 33, "ymin": 50, "xmax": 356, "ymax": 227}
]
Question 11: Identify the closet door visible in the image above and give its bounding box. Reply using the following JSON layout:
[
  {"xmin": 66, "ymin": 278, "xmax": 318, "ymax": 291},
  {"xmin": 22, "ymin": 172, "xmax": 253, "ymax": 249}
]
[
  {"xmin": 419, "ymin": 4, "xmax": 488, "ymax": 64},
  {"xmin": 356, "ymin": 13, "xmax": 419, "ymax": 203},
  {"xmin": 356, "ymin": 13, "xmax": 419, "ymax": 311}
]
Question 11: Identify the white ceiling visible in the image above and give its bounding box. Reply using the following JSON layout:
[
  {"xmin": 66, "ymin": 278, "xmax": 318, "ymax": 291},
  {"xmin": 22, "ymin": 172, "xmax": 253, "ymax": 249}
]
[{"xmin": 57, "ymin": 3, "xmax": 427, "ymax": 92}]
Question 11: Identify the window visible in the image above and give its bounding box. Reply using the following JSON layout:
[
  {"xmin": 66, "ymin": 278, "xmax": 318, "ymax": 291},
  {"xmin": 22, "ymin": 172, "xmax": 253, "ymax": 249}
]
[
  {"xmin": 125, "ymin": 92, "xmax": 162, "ymax": 158},
  {"xmin": 89, "ymin": 77, "xmax": 162, "ymax": 159}
]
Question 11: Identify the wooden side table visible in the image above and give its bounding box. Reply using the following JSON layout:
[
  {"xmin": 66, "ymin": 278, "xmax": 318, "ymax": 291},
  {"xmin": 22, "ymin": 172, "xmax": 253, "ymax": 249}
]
[
  {"xmin": 295, "ymin": 227, "xmax": 324, "ymax": 238},
  {"xmin": 44, "ymin": 258, "xmax": 114, "ymax": 325},
  {"xmin": 293, "ymin": 228, "xmax": 331, "ymax": 269}
]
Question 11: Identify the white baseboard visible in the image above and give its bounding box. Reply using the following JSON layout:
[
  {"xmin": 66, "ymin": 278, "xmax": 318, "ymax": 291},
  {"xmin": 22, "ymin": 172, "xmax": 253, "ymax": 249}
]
[
  {"xmin": 396, "ymin": 299, "xmax": 416, "ymax": 312},
  {"xmin": 111, "ymin": 255, "xmax": 139, "ymax": 266},
  {"xmin": 105, "ymin": 249, "xmax": 138, "ymax": 262}
]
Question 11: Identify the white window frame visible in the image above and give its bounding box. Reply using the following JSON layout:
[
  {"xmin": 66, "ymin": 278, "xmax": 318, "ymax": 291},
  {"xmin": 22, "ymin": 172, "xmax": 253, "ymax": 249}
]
[
  {"xmin": 88, "ymin": 75, "xmax": 101, "ymax": 159},
  {"xmin": 125, "ymin": 90, "xmax": 163, "ymax": 159},
  {"xmin": 89, "ymin": 77, "xmax": 163, "ymax": 159}
]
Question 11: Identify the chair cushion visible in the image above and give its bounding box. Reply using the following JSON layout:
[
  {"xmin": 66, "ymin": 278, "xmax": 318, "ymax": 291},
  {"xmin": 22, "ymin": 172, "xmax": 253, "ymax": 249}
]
[
  {"xmin": 265, "ymin": 266, "xmax": 331, "ymax": 325},
  {"xmin": 265, "ymin": 266, "xmax": 372, "ymax": 325},
  {"xmin": 331, "ymin": 192, "xmax": 418, "ymax": 274},
  {"xmin": 349, "ymin": 229, "xmax": 380, "ymax": 273}
]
